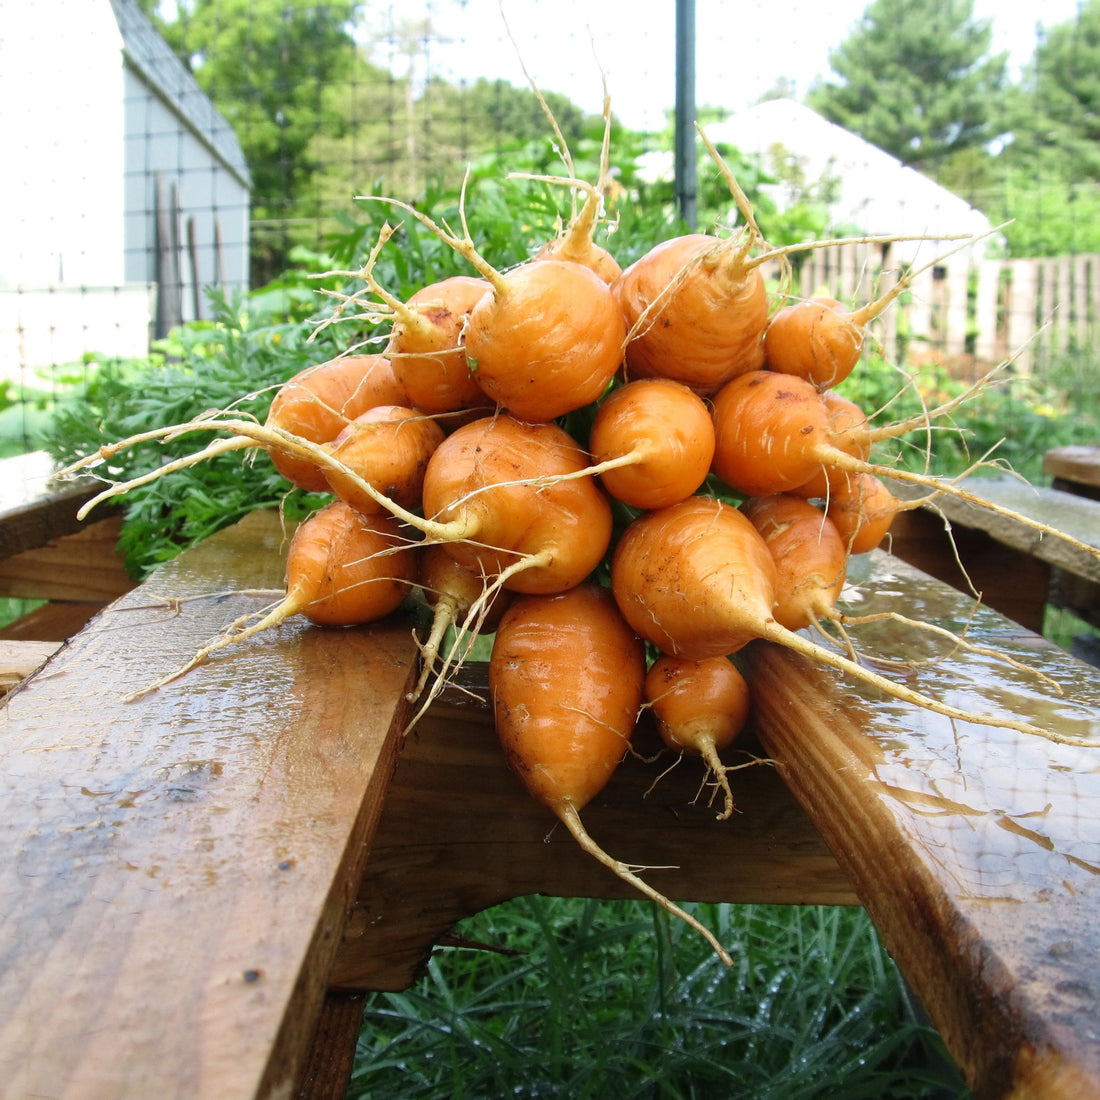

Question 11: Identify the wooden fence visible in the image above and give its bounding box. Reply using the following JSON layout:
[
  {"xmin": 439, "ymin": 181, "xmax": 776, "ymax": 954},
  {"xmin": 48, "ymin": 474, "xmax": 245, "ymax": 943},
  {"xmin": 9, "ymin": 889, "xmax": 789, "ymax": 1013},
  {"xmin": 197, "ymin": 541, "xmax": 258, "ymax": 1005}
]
[{"xmin": 770, "ymin": 243, "xmax": 1100, "ymax": 379}]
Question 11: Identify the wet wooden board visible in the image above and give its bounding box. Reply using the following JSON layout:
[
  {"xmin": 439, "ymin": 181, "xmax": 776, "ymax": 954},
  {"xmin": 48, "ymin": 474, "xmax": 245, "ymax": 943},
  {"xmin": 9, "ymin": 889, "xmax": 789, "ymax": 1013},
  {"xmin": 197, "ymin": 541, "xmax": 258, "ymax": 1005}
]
[
  {"xmin": 4, "ymin": 507, "xmax": 1100, "ymax": 1100},
  {"xmin": 0, "ymin": 510, "xmax": 420, "ymax": 1100},
  {"xmin": 0, "ymin": 639, "xmax": 61, "ymax": 696},
  {"xmin": 748, "ymin": 552, "xmax": 1100, "ymax": 1100},
  {"xmin": 0, "ymin": 514, "xmax": 133, "ymax": 603}
]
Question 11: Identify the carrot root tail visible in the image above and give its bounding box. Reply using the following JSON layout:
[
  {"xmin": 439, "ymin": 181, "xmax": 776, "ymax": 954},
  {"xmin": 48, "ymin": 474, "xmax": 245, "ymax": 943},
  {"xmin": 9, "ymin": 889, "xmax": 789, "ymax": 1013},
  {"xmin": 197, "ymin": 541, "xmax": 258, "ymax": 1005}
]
[{"xmin": 555, "ymin": 801, "xmax": 734, "ymax": 967}]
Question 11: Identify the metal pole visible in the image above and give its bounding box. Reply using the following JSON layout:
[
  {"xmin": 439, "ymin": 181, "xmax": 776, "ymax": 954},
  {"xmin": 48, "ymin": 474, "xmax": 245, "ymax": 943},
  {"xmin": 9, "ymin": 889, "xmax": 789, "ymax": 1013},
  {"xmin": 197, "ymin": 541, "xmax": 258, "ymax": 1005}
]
[{"xmin": 675, "ymin": 0, "xmax": 697, "ymax": 229}]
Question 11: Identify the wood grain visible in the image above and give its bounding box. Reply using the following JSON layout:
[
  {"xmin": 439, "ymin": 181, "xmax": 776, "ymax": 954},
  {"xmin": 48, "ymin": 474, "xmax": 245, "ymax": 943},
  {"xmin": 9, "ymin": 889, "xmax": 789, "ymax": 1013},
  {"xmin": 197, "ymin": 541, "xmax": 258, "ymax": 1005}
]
[
  {"xmin": 0, "ymin": 511, "xmax": 420, "ymax": 1100},
  {"xmin": 0, "ymin": 514, "xmax": 133, "ymax": 602},
  {"xmin": 1044, "ymin": 445, "xmax": 1100, "ymax": 497},
  {"xmin": 748, "ymin": 550, "xmax": 1100, "ymax": 1100}
]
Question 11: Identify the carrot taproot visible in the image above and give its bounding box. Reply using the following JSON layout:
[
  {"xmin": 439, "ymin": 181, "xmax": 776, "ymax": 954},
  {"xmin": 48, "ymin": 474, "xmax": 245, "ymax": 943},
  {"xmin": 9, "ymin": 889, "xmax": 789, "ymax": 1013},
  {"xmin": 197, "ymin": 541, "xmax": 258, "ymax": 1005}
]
[
  {"xmin": 739, "ymin": 495, "xmax": 849, "ymax": 631},
  {"xmin": 610, "ymin": 495, "xmax": 1094, "ymax": 747},
  {"xmin": 265, "ymin": 355, "xmax": 409, "ymax": 492},
  {"xmin": 409, "ymin": 544, "xmax": 512, "ymax": 702},
  {"xmin": 126, "ymin": 500, "xmax": 418, "ymax": 699},
  {"xmin": 644, "ymin": 654, "xmax": 752, "ymax": 821},
  {"xmin": 612, "ymin": 232, "xmax": 770, "ymax": 394},
  {"xmin": 587, "ymin": 378, "xmax": 716, "ymax": 510},
  {"xmin": 490, "ymin": 582, "xmax": 734, "ymax": 964},
  {"xmin": 419, "ymin": 413, "xmax": 613, "ymax": 595},
  {"xmin": 323, "ymin": 404, "xmax": 445, "ymax": 516}
]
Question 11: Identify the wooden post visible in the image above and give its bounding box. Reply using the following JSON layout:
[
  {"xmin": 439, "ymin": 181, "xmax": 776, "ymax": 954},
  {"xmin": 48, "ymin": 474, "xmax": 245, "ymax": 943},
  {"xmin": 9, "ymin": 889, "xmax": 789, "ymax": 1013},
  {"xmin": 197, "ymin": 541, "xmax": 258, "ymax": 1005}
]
[{"xmin": 1006, "ymin": 258, "xmax": 1038, "ymax": 374}]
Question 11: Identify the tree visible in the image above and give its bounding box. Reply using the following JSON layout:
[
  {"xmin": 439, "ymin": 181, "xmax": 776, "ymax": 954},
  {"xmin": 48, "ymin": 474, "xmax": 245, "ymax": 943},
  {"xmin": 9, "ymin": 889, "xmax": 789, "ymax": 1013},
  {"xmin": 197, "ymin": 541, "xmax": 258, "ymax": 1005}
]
[
  {"xmin": 807, "ymin": 0, "xmax": 1007, "ymax": 171},
  {"xmin": 1004, "ymin": 0, "xmax": 1100, "ymax": 182}
]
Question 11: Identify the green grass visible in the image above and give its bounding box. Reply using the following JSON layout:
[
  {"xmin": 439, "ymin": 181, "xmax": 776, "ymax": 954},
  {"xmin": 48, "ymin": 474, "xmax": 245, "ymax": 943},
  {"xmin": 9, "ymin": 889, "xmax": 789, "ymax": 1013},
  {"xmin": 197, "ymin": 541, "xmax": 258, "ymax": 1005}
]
[{"xmin": 348, "ymin": 898, "xmax": 970, "ymax": 1099}]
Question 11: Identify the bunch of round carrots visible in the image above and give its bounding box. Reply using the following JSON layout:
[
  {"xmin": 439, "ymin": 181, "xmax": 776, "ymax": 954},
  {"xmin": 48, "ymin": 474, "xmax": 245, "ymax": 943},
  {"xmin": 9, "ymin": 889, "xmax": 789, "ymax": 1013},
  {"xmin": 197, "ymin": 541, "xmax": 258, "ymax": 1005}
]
[{"xmin": 63, "ymin": 126, "xmax": 1100, "ymax": 965}]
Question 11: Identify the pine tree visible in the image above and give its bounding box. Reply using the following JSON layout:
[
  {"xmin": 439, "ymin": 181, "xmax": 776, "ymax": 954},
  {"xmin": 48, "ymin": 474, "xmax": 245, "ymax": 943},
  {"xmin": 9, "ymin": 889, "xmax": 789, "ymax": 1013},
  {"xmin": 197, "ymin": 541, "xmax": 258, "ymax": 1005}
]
[
  {"xmin": 807, "ymin": 0, "xmax": 1007, "ymax": 170},
  {"xmin": 1011, "ymin": 0, "xmax": 1100, "ymax": 181}
]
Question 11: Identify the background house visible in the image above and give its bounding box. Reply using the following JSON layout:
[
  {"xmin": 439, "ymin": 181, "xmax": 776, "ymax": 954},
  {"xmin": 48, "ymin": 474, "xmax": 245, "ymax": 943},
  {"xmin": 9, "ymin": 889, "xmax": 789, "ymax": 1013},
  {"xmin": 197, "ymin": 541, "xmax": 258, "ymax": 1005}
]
[
  {"xmin": 0, "ymin": 0, "xmax": 251, "ymax": 382},
  {"xmin": 705, "ymin": 97, "xmax": 995, "ymax": 270}
]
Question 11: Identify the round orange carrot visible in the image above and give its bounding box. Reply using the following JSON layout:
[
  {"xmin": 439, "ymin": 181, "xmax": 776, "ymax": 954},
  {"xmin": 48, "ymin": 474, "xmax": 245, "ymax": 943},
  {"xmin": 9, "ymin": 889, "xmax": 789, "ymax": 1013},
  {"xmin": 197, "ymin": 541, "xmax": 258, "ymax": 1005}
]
[
  {"xmin": 464, "ymin": 259, "xmax": 627, "ymax": 421},
  {"xmin": 763, "ymin": 297, "xmax": 863, "ymax": 390},
  {"xmin": 612, "ymin": 233, "xmax": 769, "ymax": 394},
  {"xmin": 491, "ymin": 583, "xmax": 644, "ymax": 811},
  {"xmin": 323, "ymin": 405, "xmax": 445, "ymax": 516},
  {"xmin": 587, "ymin": 378, "xmax": 716, "ymax": 510},
  {"xmin": 825, "ymin": 472, "xmax": 904, "ymax": 555},
  {"xmin": 265, "ymin": 355, "xmax": 409, "ymax": 492},
  {"xmin": 612, "ymin": 496, "xmax": 779, "ymax": 660},
  {"xmin": 128, "ymin": 500, "xmax": 417, "ymax": 698},
  {"xmin": 739, "ymin": 495, "xmax": 849, "ymax": 630},
  {"xmin": 490, "ymin": 582, "xmax": 734, "ymax": 964},
  {"xmin": 386, "ymin": 275, "xmax": 493, "ymax": 418},
  {"xmin": 420, "ymin": 414, "xmax": 613, "ymax": 595},
  {"xmin": 710, "ymin": 371, "xmax": 868, "ymax": 497},
  {"xmin": 645, "ymin": 654, "xmax": 752, "ymax": 821}
]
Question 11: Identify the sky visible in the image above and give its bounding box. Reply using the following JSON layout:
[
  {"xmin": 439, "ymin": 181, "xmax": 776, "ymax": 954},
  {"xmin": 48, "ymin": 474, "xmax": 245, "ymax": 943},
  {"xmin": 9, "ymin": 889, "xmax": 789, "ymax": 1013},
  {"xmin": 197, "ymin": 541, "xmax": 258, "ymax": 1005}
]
[{"xmin": 366, "ymin": 0, "xmax": 1086, "ymax": 132}]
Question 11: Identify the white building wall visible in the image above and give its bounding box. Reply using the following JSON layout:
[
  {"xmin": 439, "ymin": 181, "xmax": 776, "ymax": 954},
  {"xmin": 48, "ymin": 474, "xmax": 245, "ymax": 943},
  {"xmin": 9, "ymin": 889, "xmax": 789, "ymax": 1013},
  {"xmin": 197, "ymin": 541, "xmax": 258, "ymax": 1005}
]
[
  {"xmin": 0, "ymin": 0, "xmax": 250, "ymax": 380},
  {"xmin": 0, "ymin": 1, "xmax": 127, "ymax": 291},
  {"xmin": 122, "ymin": 64, "xmax": 251, "ymax": 313}
]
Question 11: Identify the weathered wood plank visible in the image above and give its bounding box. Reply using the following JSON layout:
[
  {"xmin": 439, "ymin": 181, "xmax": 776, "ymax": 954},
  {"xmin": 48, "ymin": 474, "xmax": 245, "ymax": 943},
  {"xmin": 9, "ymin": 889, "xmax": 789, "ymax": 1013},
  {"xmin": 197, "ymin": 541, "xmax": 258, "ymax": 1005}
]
[
  {"xmin": 895, "ymin": 475, "xmax": 1100, "ymax": 582},
  {"xmin": 0, "ymin": 453, "xmax": 113, "ymax": 561},
  {"xmin": 0, "ymin": 510, "xmax": 420, "ymax": 1100},
  {"xmin": 1044, "ymin": 445, "xmax": 1100, "ymax": 497},
  {"xmin": 748, "ymin": 551, "xmax": 1100, "ymax": 1100},
  {"xmin": 0, "ymin": 514, "xmax": 133, "ymax": 602},
  {"xmin": 291, "ymin": 993, "xmax": 366, "ymax": 1100},
  {"xmin": 333, "ymin": 670, "xmax": 855, "ymax": 992}
]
